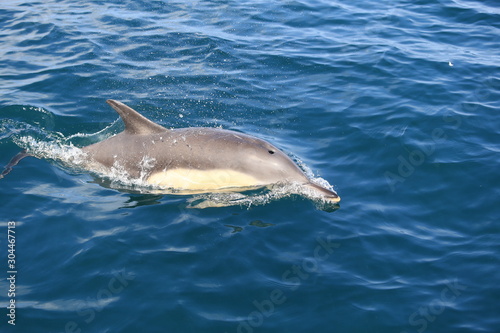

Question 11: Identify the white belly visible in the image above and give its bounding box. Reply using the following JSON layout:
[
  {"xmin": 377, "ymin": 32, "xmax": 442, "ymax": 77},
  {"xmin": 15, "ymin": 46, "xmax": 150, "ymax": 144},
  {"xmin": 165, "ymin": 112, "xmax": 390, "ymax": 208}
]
[{"xmin": 147, "ymin": 168, "xmax": 266, "ymax": 191}]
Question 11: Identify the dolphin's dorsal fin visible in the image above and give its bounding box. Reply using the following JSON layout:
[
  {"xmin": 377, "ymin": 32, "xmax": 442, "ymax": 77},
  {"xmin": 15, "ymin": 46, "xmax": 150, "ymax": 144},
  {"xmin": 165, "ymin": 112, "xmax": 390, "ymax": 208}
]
[{"xmin": 106, "ymin": 99, "xmax": 168, "ymax": 135}]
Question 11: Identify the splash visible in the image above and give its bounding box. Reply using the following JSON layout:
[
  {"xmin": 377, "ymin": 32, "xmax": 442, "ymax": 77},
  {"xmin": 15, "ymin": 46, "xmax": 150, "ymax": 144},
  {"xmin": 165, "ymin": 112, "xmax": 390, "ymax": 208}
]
[
  {"xmin": 185, "ymin": 180, "xmax": 339, "ymax": 211},
  {"xmin": 15, "ymin": 136, "xmax": 87, "ymax": 168}
]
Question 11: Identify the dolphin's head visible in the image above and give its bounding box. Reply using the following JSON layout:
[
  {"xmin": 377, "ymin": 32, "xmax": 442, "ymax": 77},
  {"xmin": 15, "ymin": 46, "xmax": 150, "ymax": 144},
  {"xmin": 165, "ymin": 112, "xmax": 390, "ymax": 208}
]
[
  {"xmin": 231, "ymin": 133, "xmax": 340, "ymax": 203},
  {"xmin": 230, "ymin": 133, "xmax": 306, "ymax": 181}
]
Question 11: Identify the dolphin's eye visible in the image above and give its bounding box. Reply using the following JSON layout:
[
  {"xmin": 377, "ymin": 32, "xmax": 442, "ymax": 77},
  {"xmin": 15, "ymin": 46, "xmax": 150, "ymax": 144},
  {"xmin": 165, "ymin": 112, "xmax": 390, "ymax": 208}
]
[{"xmin": 268, "ymin": 150, "xmax": 275, "ymax": 155}]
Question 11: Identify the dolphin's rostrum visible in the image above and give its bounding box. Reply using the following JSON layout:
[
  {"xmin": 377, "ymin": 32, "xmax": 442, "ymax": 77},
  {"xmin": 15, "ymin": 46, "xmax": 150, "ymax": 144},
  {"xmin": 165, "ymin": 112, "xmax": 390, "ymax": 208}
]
[{"xmin": 82, "ymin": 99, "xmax": 340, "ymax": 203}]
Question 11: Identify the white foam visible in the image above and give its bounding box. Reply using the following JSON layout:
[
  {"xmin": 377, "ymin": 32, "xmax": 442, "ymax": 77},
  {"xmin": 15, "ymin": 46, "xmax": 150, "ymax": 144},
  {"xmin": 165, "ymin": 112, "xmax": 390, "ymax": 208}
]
[{"xmin": 15, "ymin": 136, "xmax": 88, "ymax": 170}]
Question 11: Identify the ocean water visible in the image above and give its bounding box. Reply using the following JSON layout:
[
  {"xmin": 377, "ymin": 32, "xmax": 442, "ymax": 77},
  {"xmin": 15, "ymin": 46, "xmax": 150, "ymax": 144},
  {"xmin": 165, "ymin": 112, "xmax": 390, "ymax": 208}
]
[{"xmin": 1, "ymin": 0, "xmax": 499, "ymax": 332}]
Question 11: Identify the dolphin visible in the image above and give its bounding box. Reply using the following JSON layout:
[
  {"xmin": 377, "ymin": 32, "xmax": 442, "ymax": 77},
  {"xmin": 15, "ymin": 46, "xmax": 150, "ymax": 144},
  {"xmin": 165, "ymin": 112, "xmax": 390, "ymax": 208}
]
[{"xmin": 80, "ymin": 99, "xmax": 340, "ymax": 203}]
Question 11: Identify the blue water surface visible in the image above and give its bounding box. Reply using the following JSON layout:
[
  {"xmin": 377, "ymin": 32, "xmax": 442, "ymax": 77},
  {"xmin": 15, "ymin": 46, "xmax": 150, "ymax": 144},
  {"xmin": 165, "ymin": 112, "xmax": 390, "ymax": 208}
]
[{"xmin": 1, "ymin": 0, "xmax": 499, "ymax": 332}]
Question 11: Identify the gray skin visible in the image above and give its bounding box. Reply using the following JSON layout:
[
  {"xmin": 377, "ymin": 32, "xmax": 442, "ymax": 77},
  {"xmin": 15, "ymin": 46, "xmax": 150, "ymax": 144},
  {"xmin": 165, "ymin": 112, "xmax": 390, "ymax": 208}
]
[{"xmin": 82, "ymin": 100, "xmax": 340, "ymax": 202}]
